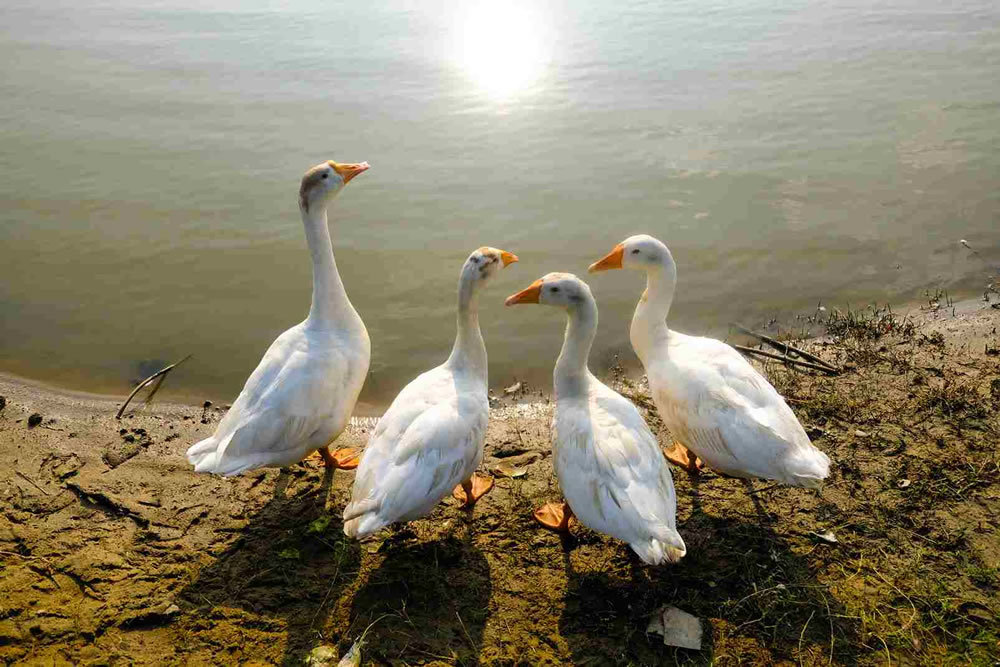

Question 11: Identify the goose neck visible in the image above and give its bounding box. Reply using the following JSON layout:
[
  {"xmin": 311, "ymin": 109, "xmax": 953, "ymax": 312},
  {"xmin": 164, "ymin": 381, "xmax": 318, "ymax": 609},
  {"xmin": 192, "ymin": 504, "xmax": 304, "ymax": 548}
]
[
  {"xmin": 447, "ymin": 270, "xmax": 487, "ymax": 376},
  {"xmin": 555, "ymin": 298, "xmax": 598, "ymax": 397},
  {"xmin": 630, "ymin": 262, "xmax": 676, "ymax": 364},
  {"xmin": 302, "ymin": 204, "xmax": 355, "ymax": 327}
]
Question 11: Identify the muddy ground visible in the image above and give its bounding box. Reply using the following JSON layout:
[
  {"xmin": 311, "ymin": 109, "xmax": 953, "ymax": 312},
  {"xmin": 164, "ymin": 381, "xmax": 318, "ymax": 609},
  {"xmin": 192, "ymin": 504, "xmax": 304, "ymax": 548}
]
[{"xmin": 1, "ymin": 299, "xmax": 998, "ymax": 666}]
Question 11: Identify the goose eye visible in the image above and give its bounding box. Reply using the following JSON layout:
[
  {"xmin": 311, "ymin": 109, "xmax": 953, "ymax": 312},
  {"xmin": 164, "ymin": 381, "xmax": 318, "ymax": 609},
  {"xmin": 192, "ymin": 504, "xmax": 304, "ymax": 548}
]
[
  {"xmin": 550, "ymin": 287, "xmax": 560, "ymax": 293},
  {"xmin": 631, "ymin": 249, "xmax": 640, "ymax": 255},
  {"xmin": 321, "ymin": 173, "xmax": 329, "ymax": 180}
]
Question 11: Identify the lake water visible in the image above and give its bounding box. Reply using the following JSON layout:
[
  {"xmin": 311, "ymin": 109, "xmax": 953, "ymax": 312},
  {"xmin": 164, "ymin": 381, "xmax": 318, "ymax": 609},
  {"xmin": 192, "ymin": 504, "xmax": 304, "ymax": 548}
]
[{"xmin": 2, "ymin": 0, "xmax": 998, "ymax": 410}]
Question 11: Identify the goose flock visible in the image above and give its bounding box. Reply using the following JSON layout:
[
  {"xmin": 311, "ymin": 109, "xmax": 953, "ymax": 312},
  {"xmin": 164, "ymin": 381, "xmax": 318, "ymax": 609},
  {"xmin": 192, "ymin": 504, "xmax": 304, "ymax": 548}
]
[{"xmin": 187, "ymin": 160, "xmax": 830, "ymax": 565}]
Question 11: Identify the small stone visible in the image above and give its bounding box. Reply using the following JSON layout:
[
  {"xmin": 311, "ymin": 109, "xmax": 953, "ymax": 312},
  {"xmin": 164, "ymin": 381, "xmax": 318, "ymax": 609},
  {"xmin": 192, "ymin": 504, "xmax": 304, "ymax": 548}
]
[
  {"xmin": 27, "ymin": 413, "xmax": 43, "ymax": 428},
  {"xmin": 854, "ymin": 430, "xmax": 868, "ymax": 437},
  {"xmin": 203, "ymin": 400, "xmax": 212, "ymax": 408},
  {"xmin": 897, "ymin": 479, "xmax": 911, "ymax": 489}
]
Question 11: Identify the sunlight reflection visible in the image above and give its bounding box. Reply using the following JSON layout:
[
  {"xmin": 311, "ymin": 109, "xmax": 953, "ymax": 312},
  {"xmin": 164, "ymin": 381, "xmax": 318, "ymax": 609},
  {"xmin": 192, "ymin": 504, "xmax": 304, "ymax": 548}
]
[{"xmin": 456, "ymin": 1, "xmax": 551, "ymax": 100}]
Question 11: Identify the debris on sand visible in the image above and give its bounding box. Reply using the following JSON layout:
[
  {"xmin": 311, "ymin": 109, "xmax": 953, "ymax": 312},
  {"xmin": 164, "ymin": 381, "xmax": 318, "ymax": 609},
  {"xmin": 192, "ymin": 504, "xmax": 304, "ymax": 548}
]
[
  {"xmin": 493, "ymin": 461, "xmax": 527, "ymax": 478},
  {"xmin": 504, "ymin": 381, "xmax": 522, "ymax": 395},
  {"xmin": 303, "ymin": 645, "xmax": 338, "ymax": 666},
  {"xmin": 27, "ymin": 412, "xmax": 43, "ymax": 428},
  {"xmin": 646, "ymin": 605, "xmax": 703, "ymax": 650},
  {"xmin": 810, "ymin": 530, "xmax": 838, "ymax": 544}
]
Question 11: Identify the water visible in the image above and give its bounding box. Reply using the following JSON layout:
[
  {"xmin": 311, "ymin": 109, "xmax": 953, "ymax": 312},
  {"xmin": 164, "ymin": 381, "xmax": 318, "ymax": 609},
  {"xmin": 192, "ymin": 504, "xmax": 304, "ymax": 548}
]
[{"xmin": 1, "ymin": 0, "xmax": 998, "ymax": 409}]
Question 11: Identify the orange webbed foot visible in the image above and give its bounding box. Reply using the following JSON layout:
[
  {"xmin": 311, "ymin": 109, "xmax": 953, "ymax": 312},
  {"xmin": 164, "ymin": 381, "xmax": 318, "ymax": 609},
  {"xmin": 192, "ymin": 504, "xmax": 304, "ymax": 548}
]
[
  {"xmin": 452, "ymin": 473, "xmax": 495, "ymax": 508},
  {"xmin": 664, "ymin": 442, "xmax": 704, "ymax": 473},
  {"xmin": 534, "ymin": 502, "xmax": 574, "ymax": 532},
  {"xmin": 318, "ymin": 446, "xmax": 361, "ymax": 470}
]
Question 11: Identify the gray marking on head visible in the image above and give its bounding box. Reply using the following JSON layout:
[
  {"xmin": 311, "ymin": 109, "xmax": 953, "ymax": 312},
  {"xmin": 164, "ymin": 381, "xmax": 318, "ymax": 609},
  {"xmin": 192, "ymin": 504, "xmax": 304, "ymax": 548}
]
[{"xmin": 299, "ymin": 163, "xmax": 330, "ymax": 212}]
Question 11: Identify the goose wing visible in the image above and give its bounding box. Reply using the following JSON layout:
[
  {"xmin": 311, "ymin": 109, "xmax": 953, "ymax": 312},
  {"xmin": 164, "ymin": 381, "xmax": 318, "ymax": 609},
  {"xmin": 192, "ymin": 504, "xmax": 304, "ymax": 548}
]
[{"xmin": 344, "ymin": 367, "xmax": 487, "ymax": 538}]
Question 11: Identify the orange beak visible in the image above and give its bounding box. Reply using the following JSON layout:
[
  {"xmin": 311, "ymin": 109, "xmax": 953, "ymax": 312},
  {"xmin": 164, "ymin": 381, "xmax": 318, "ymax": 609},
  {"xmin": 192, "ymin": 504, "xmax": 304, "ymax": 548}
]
[
  {"xmin": 505, "ymin": 279, "xmax": 543, "ymax": 306},
  {"xmin": 588, "ymin": 243, "xmax": 625, "ymax": 273},
  {"xmin": 499, "ymin": 250, "xmax": 518, "ymax": 267},
  {"xmin": 329, "ymin": 161, "xmax": 370, "ymax": 184}
]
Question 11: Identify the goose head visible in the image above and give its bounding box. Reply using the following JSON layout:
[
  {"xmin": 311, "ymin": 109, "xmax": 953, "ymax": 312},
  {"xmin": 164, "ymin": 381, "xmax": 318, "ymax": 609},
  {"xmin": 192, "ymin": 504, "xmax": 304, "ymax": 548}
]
[
  {"xmin": 505, "ymin": 272, "xmax": 593, "ymax": 309},
  {"xmin": 588, "ymin": 234, "xmax": 669, "ymax": 273},
  {"xmin": 463, "ymin": 246, "xmax": 519, "ymax": 285},
  {"xmin": 299, "ymin": 159, "xmax": 370, "ymax": 212}
]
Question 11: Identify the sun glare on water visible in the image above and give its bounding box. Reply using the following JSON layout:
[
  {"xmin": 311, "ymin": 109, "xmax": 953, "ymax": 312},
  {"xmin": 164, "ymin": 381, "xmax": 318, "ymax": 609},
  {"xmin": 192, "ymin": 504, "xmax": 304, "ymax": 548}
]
[{"xmin": 456, "ymin": 1, "xmax": 551, "ymax": 100}]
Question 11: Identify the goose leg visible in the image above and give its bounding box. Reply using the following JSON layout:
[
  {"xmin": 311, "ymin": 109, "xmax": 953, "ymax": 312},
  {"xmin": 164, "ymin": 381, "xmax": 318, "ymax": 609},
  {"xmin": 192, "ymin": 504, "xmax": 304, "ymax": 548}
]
[
  {"xmin": 452, "ymin": 473, "xmax": 494, "ymax": 507},
  {"xmin": 534, "ymin": 502, "xmax": 574, "ymax": 532},
  {"xmin": 664, "ymin": 441, "xmax": 704, "ymax": 472},
  {"xmin": 318, "ymin": 445, "xmax": 360, "ymax": 470}
]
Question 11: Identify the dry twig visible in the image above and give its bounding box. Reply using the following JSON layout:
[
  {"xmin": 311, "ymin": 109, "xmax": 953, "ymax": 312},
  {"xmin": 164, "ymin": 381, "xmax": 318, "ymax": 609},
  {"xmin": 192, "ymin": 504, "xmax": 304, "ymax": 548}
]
[
  {"xmin": 116, "ymin": 355, "xmax": 191, "ymax": 419},
  {"xmin": 15, "ymin": 470, "xmax": 50, "ymax": 496},
  {"xmin": 732, "ymin": 323, "xmax": 840, "ymax": 372},
  {"xmin": 734, "ymin": 345, "xmax": 840, "ymax": 375}
]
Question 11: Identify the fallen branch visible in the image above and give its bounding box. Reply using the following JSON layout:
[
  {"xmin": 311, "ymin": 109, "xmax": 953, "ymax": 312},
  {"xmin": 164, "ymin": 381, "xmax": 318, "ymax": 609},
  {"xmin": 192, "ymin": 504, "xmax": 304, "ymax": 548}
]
[
  {"xmin": 65, "ymin": 482, "xmax": 149, "ymax": 527},
  {"xmin": 116, "ymin": 355, "xmax": 191, "ymax": 419},
  {"xmin": 0, "ymin": 550, "xmax": 53, "ymax": 563},
  {"xmin": 15, "ymin": 470, "xmax": 50, "ymax": 496},
  {"xmin": 731, "ymin": 323, "xmax": 839, "ymax": 372},
  {"xmin": 734, "ymin": 345, "xmax": 840, "ymax": 375}
]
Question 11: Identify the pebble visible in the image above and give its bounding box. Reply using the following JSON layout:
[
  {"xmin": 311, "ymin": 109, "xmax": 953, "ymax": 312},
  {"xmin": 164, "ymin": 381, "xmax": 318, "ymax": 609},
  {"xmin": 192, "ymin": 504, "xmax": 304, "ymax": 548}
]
[{"xmin": 27, "ymin": 413, "xmax": 43, "ymax": 428}]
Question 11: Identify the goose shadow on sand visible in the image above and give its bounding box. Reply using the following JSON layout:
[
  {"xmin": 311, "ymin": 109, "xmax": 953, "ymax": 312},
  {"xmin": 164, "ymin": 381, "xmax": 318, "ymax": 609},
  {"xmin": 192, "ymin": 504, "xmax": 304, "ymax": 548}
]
[
  {"xmin": 556, "ymin": 473, "xmax": 863, "ymax": 665},
  {"xmin": 176, "ymin": 466, "xmax": 364, "ymax": 665},
  {"xmin": 345, "ymin": 525, "xmax": 493, "ymax": 666}
]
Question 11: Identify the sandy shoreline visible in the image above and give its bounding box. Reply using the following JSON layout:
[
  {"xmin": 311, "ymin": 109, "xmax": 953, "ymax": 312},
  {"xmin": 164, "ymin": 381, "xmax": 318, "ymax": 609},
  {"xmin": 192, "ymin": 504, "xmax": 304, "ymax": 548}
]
[
  {"xmin": 2, "ymin": 293, "xmax": 994, "ymax": 418},
  {"xmin": 1, "ymin": 297, "xmax": 998, "ymax": 665}
]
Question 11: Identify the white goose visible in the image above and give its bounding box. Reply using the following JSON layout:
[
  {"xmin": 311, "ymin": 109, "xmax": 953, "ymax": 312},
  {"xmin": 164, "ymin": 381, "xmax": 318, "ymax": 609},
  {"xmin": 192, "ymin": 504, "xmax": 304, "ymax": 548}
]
[
  {"xmin": 187, "ymin": 160, "xmax": 371, "ymax": 476},
  {"xmin": 589, "ymin": 235, "xmax": 830, "ymax": 487},
  {"xmin": 343, "ymin": 246, "xmax": 518, "ymax": 540},
  {"xmin": 505, "ymin": 273, "xmax": 686, "ymax": 565}
]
